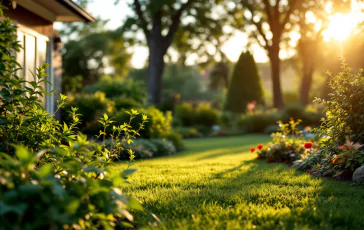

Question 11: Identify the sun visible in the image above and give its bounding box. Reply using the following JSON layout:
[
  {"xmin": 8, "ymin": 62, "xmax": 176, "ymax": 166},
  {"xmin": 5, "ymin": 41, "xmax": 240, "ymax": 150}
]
[
  {"xmin": 323, "ymin": 13, "xmax": 359, "ymax": 41},
  {"xmin": 323, "ymin": 1, "xmax": 364, "ymax": 42}
]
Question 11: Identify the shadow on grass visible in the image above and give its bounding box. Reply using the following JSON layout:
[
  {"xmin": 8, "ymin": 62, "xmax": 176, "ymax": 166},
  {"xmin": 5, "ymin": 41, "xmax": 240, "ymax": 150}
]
[{"xmin": 135, "ymin": 159, "xmax": 364, "ymax": 229}]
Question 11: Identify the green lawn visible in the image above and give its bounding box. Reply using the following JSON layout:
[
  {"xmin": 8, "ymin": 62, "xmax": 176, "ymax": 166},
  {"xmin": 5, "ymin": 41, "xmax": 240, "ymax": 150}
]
[{"xmin": 113, "ymin": 135, "xmax": 364, "ymax": 229}]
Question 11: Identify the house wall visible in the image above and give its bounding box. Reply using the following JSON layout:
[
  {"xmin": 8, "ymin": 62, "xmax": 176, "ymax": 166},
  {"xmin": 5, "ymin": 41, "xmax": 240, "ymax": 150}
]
[
  {"xmin": 3, "ymin": 5, "xmax": 53, "ymax": 37},
  {"xmin": 4, "ymin": 4, "xmax": 63, "ymax": 118}
]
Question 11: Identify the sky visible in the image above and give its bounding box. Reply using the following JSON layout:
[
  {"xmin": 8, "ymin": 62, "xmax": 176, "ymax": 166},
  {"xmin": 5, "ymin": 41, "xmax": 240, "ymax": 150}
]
[{"xmin": 81, "ymin": 0, "xmax": 270, "ymax": 68}]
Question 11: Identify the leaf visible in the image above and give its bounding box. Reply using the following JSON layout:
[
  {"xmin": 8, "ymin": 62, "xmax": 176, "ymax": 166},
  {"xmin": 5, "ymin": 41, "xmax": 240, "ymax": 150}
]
[
  {"xmin": 0, "ymin": 201, "xmax": 27, "ymax": 215},
  {"xmin": 37, "ymin": 163, "xmax": 53, "ymax": 177},
  {"xmin": 122, "ymin": 169, "xmax": 137, "ymax": 176},
  {"xmin": 128, "ymin": 197, "xmax": 143, "ymax": 211},
  {"xmin": 84, "ymin": 166, "xmax": 104, "ymax": 174},
  {"xmin": 14, "ymin": 145, "xmax": 32, "ymax": 164},
  {"xmin": 65, "ymin": 199, "xmax": 80, "ymax": 214}
]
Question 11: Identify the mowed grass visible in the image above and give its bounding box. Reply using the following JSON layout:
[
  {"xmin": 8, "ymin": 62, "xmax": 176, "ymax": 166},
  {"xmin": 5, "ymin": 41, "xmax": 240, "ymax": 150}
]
[{"xmin": 112, "ymin": 135, "xmax": 364, "ymax": 229}]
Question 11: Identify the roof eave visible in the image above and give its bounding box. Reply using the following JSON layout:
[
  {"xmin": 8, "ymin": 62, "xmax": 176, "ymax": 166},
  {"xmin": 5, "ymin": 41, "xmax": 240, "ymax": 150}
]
[{"xmin": 56, "ymin": 0, "xmax": 95, "ymax": 23}]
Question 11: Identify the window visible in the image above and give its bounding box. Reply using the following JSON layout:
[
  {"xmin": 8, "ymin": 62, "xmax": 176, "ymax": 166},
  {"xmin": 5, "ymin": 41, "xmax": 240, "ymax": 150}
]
[{"xmin": 15, "ymin": 25, "xmax": 53, "ymax": 113}]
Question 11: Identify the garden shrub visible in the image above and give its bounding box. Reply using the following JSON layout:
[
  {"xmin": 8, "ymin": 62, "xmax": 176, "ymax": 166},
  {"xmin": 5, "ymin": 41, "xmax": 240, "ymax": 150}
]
[
  {"xmin": 165, "ymin": 132, "xmax": 185, "ymax": 151},
  {"xmin": 114, "ymin": 96, "xmax": 141, "ymax": 110},
  {"xmin": 84, "ymin": 77, "xmax": 147, "ymax": 105},
  {"xmin": 175, "ymin": 127, "xmax": 202, "ymax": 138},
  {"xmin": 175, "ymin": 103, "xmax": 196, "ymax": 127},
  {"xmin": 150, "ymin": 139, "xmax": 177, "ymax": 157},
  {"xmin": 225, "ymin": 51, "xmax": 264, "ymax": 113},
  {"xmin": 113, "ymin": 107, "xmax": 172, "ymax": 139},
  {"xmin": 316, "ymin": 63, "xmax": 364, "ymax": 144},
  {"xmin": 117, "ymin": 138, "xmax": 177, "ymax": 159},
  {"xmin": 195, "ymin": 103, "xmax": 220, "ymax": 128},
  {"xmin": 0, "ymin": 7, "xmax": 147, "ymax": 228},
  {"xmin": 62, "ymin": 91, "xmax": 115, "ymax": 129},
  {"xmin": 84, "ymin": 107, "xmax": 173, "ymax": 139},
  {"xmin": 293, "ymin": 63, "xmax": 364, "ymax": 180},
  {"xmin": 238, "ymin": 110, "xmax": 280, "ymax": 133}
]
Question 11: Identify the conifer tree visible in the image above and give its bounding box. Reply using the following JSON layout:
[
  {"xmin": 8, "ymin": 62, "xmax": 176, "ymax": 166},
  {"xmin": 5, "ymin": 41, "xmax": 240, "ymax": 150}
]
[{"xmin": 225, "ymin": 51, "xmax": 264, "ymax": 113}]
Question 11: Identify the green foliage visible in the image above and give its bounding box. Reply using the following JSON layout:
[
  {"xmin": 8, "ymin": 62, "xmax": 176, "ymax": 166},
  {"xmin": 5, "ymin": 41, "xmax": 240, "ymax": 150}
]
[
  {"xmin": 165, "ymin": 132, "xmax": 185, "ymax": 151},
  {"xmin": 62, "ymin": 20, "xmax": 131, "ymax": 87},
  {"xmin": 116, "ymin": 138, "xmax": 177, "ymax": 159},
  {"xmin": 0, "ymin": 10, "xmax": 147, "ymax": 228},
  {"xmin": 238, "ymin": 110, "xmax": 280, "ymax": 133},
  {"xmin": 62, "ymin": 91, "xmax": 115, "ymax": 130},
  {"xmin": 84, "ymin": 78, "xmax": 147, "ymax": 105},
  {"xmin": 253, "ymin": 119, "xmax": 312, "ymax": 163},
  {"xmin": 194, "ymin": 103, "xmax": 220, "ymax": 128},
  {"xmin": 0, "ymin": 16, "xmax": 69, "ymax": 153},
  {"xmin": 316, "ymin": 63, "xmax": 364, "ymax": 145},
  {"xmin": 114, "ymin": 107, "xmax": 172, "ymax": 139},
  {"xmin": 149, "ymin": 139, "xmax": 177, "ymax": 157},
  {"xmin": 225, "ymin": 51, "xmax": 264, "ymax": 113},
  {"xmin": 114, "ymin": 97, "xmax": 141, "ymax": 110},
  {"xmin": 175, "ymin": 127, "xmax": 203, "ymax": 138},
  {"xmin": 175, "ymin": 103, "xmax": 196, "ymax": 127},
  {"xmin": 175, "ymin": 103, "xmax": 219, "ymax": 129}
]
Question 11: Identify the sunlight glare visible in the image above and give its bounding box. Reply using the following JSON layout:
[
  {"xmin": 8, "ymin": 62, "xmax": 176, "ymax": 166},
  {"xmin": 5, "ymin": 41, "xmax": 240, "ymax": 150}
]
[
  {"xmin": 323, "ymin": 13, "xmax": 358, "ymax": 41},
  {"xmin": 323, "ymin": 1, "xmax": 364, "ymax": 42}
]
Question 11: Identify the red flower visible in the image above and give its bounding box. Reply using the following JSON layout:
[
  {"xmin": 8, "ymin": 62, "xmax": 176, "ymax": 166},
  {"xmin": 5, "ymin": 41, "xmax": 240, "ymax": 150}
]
[
  {"xmin": 250, "ymin": 148, "xmax": 255, "ymax": 153},
  {"xmin": 257, "ymin": 144, "xmax": 264, "ymax": 150},
  {"xmin": 267, "ymin": 158, "xmax": 274, "ymax": 162},
  {"xmin": 306, "ymin": 169, "xmax": 312, "ymax": 173},
  {"xmin": 287, "ymin": 144, "xmax": 292, "ymax": 148},
  {"xmin": 304, "ymin": 141, "xmax": 313, "ymax": 149}
]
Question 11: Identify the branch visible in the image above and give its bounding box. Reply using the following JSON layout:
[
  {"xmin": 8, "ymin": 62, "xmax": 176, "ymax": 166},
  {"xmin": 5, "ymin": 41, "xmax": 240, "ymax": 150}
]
[
  {"xmin": 133, "ymin": 0, "xmax": 150, "ymax": 39},
  {"xmin": 280, "ymin": 0, "xmax": 298, "ymax": 31},
  {"xmin": 251, "ymin": 31, "xmax": 269, "ymax": 51},
  {"xmin": 262, "ymin": 0, "xmax": 273, "ymax": 28},
  {"xmin": 164, "ymin": 0, "xmax": 195, "ymax": 48},
  {"xmin": 245, "ymin": 6, "xmax": 270, "ymax": 51}
]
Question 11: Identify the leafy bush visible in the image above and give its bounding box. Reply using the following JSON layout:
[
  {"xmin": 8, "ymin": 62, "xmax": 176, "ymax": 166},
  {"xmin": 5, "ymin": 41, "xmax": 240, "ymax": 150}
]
[
  {"xmin": 316, "ymin": 63, "xmax": 364, "ymax": 144},
  {"xmin": 85, "ymin": 107, "xmax": 173, "ymax": 139},
  {"xmin": 0, "ymin": 144, "xmax": 143, "ymax": 229},
  {"xmin": 62, "ymin": 91, "xmax": 115, "ymax": 129},
  {"xmin": 238, "ymin": 110, "xmax": 280, "ymax": 133},
  {"xmin": 165, "ymin": 132, "xmax": 185, "ymax": 151},
  {"xmin": 117, "ymin": 138, "xmax": 177, "ymax": 159},
  {"xmin": 84, "ymin": 78, "xmax": 147, "ymax": 105},
  {"xmin": 195, "ymin": 103, "xmax": 220, "ymax": 127},
  {"xmin": 115, "ymin": 107, "xmax": 172, "ymax": 139},
  {"xmin": 175, "ymin": 103, "xmax": 196, "ymax": 127},
  {"xmin": 0, "ymin": 8, "xmax": 147, "ymax": 228},
  {"xmin": 175, "ymin": 127, "xmax": 202, "ymax": 138},
  {"xmin": 293, "ymin": 64, "xmax": 364, "ymax": 180},
  {"xmin": 114, "ymin": 96, "xmax": 141, "ymax": 110},
  {"xmin": 150, "ymin": 139, "xmax": 177, "ymax": 157}
]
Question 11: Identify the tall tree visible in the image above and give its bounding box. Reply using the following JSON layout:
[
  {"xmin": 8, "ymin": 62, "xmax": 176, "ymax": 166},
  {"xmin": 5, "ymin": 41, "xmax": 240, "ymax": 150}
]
[
  {"xmin": 229, "ymin": 0, "xmax": 301, "ymax": 109},
  {"xmin": 123, "ymin": 0, "xmax": 221, "ymax": 105}
]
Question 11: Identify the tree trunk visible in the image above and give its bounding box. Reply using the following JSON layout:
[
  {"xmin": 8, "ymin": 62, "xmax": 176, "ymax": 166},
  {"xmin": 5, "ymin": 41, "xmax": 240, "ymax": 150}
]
[
  {"xmin": 147, "ymin": 40, "xmax": 165, "ymax": 105},
  {"xmin": 299, "ymin": 67, "xmax": 314, "ymax": 105},
  {"xmin": 269, "ymin": 45, "xmax": 284, "ymax": 109}
]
